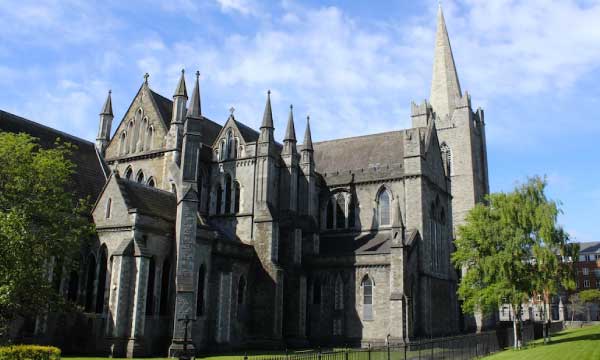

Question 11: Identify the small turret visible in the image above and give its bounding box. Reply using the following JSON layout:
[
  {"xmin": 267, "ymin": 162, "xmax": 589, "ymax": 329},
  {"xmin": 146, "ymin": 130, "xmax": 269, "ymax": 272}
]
[
  {"xmin": 259, "ymin": 90, "xmax": 275, "ymax": 145},
  {"xmin": 96, "ymin": 90, "xmax": 114, "ymax": 156},
  {"xmin": 187, "ymin": 71, "xmax": 202, "ymax": 119},
  {"xmin": 282, "ymin": 104, "xmax": 297, "ymax": 156},
  {"xmin": 301, "ymin": 115, "xmax": 314, "ymax": 160}
]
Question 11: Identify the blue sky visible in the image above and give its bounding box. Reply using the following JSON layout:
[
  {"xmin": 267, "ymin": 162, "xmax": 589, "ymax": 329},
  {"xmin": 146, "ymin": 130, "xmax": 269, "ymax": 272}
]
[{"xmin": 1, "ymin": 0, "xmax": 599, "ymax": 242}]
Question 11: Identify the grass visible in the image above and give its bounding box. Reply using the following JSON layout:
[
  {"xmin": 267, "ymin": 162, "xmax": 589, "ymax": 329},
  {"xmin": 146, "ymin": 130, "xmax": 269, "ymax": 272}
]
[{"xmin": 483, "ymin": 324, "xmax": 600, "ymax": 360}]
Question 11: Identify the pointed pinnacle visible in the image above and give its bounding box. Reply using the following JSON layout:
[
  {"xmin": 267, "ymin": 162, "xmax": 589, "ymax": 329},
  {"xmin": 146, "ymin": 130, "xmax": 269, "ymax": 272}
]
[
  {"xmin": 430, "ymin": 4, "xmax": 462, "ymax": 117},
  {"xmin": 284, "ymin": 104, "xmax": 296, "ymax": 142},
  {"xmin": 100, "ymin": 90, "xmax": 113, "ymax": 116},
  {"xmin": 303, "ymin": 115, "xmax": 313, "ymax": 151},
  {"xmin": 186, "ymin": 71, "xmax": 201, "ymax": 118},
  {"xmin": 261, "ymin": 90, "xmax": 274, "ymax": 129},
  {"xmin": 174, "ymin": 69, "xmax": 188, "ymax": 98}
]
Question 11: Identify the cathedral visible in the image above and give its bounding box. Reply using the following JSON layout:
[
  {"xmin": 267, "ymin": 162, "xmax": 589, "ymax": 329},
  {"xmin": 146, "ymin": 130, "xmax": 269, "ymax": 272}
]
[{"xmin": 3, "ymin": 7, "xmax": 489, "ymax": 357}]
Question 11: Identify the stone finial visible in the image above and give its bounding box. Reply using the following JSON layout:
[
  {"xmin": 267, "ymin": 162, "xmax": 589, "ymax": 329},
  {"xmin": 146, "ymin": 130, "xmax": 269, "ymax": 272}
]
[
  {"xmin": 100, "ymin": 90, "xmax": 113, "ymax": 116},
  {"xmin": 284, "ymin": 104, "xmax": 296, "ymax": 142},
  {"xmin": 303, "ymin": 115, "xmax": 313, "ymax": 151},
  {"xmin": 261, "ymin": 90, "xmax": 274, "ymax": 129}
]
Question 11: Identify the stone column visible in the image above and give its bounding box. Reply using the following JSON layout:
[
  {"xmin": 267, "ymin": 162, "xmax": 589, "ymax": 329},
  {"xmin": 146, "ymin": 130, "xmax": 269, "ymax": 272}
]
[
  {"xmin": 107, "ymin": 255, "xmax": 132, "ymax": 357},
  {"xmin": 126, "ymin": 255, "xmax": 150, "ymax": 357}
]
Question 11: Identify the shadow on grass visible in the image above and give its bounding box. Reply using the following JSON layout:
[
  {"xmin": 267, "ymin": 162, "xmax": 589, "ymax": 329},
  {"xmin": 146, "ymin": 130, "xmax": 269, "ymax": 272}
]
[{"xmin": 547, "ymin": 333, "xmax": 600, "ymax": 345}]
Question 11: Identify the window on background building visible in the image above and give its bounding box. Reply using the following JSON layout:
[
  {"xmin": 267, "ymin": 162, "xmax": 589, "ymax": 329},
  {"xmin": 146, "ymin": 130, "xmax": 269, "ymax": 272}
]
[
  {"xmin": 362, "ymin": 275, "xmax": 373, "ymax": 320},
  {"xmin": 596, "ymin": 280, "xmax": 600, "ymax": 289},
  {"xmin": 579, "ymin": 255, "xmax": 587, "ymax": 262},
  {"xmin": 583, "ymin": 268, "xmax": 589, "ymax": 276},
  {"xmin": 377, "ymin": 190, "xmax": 391, "ymax": 226},
  {"xmin": 584, "ymin": 280, "xmax": 590, "ymax": 288}
]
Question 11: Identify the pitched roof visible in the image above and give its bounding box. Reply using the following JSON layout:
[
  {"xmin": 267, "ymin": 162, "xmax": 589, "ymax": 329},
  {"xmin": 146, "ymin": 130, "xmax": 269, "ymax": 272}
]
[
  {"xmin": 149, "ymin": 90, "xmax": 174, "ymax": 127},
  {"xmin": 0, "ymin": 110, "xmax": 107, "ymax": 202},
  {"xmin": 313, "ymin": 130, "xmax": 405, "ymax": 176},
  {"xmin": 320, "ymin": 232, "xmax": 391, "ymax": 255},
  {"xmin": 116, "ymin": 177, "xmax": 176, "ymax": 221},
  {"xmin": 233, "ymin": 119, "xmax": 260, "ymax": 142},
  {"xmin": 579, "ymin": 242, "xmax": 600, "ymax": 254}
]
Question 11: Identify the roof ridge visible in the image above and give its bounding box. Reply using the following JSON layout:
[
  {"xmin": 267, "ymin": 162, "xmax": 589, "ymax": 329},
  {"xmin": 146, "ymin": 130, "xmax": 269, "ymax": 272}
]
[
  {"xmin": 0, "ymin": 110, "xmax": 94, "ymax": 146},
  {"xmin": 314, "ymin": 129, "xmax": 405, "ymax": 145}
]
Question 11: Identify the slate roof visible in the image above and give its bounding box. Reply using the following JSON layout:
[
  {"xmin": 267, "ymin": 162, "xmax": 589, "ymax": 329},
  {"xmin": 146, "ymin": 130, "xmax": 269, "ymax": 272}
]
[
  {"xmin": 0, "ymin": 110, "xmax": 107, "ymax": 202},
  {"xmin": 116, "ymin": 177, "xmax": 176, "ymax": 221},
  {"xmin": 579, "ymin": 242, "xmax": 600, "ymax": 254},
  {"xmin": 149, "ymin": 90, "xmax": 174, "ymax": 128},
  {"xmin": 234, "ymin": 119, "xmax": 260, "ymax": 142},
  {"xmin": 320, "ymin": 232, "xmax": 392, "ymax": 255},
  {"xmin": 148, "ymin": 89, "xmax": 223, "ymax": 146},
  {"xmin": 312, "ymin": 131, "xmax": 405, "ymax": 176}
]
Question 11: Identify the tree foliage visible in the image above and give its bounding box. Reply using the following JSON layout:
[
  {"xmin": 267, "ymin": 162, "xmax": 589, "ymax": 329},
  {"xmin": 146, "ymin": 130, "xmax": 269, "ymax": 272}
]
[
  {"xmin": 452, "ymin": 176, "xmax": 576, "ymax": 345},
  {"xmin": 0, "ymin": 132, "xmax": 93, "ymax": 329},
  {"xmin": 579, "ymin": 289, "xmax": 600, "ymax": 304}
]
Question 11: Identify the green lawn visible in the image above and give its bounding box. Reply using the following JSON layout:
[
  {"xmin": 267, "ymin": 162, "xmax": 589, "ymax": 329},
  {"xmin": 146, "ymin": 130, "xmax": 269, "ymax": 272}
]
[{"xmin": 483, "ymin": 324, "xmax": 600, "ymax": 360}]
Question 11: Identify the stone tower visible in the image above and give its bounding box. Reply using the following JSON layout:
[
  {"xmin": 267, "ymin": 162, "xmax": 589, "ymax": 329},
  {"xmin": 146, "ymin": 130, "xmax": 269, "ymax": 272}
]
[{"xmin": 425, "ymin": 5, "xmax": 489, "ymax": 231}]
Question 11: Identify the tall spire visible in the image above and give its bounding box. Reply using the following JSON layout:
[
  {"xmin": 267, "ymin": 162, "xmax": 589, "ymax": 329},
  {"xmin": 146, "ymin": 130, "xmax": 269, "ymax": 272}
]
[
  {"xmin": 261, "ymin": 90, "xmax": 274, "ymax": 129},
  {"xmin": 430, "ymin": 4, "xmax": 462, "ymax": 117},
  {"xmin": 284, "ymin": 104, "xmax": 296, "ymax": 142},
  {"xmin": 303, "ymin": 115, "xmax": 313, "ymax": 151},
  {"xmin": 100, "ymin": 90, "xmax": 113, "ymax": 116},
  {"xmin": 187, "ymin": 71, "xmax": 201, "ymax": 118},
  {"xmin": 174, "ymin": 69, "xmax": 188, "ymax": 98}
]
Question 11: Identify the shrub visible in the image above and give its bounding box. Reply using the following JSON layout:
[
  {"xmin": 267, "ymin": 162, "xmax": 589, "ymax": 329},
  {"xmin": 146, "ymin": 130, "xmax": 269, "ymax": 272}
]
[{"xmin": 0, "ymin": 345, "xmax": 61, "ymax": 360}]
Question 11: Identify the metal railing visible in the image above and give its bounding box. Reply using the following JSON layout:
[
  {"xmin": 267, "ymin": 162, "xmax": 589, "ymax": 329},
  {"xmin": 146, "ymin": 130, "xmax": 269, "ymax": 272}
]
[{"xmin": 245, "ymin": 332, "xmax": 500, "ymax": 360}]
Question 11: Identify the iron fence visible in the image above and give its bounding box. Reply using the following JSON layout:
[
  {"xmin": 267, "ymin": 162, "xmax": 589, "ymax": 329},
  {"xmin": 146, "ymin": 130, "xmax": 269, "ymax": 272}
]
[{"xmin": 246, "ymin": 332, "xmax": 500, "ymax": 360}]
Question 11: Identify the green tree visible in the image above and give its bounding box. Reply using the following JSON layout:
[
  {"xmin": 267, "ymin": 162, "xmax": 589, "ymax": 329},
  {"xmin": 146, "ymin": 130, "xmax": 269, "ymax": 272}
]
[
  {"xmin": 579, "ymin": 289, "xmax": 600, "ymax": 321},
  {"xmin": 452, "ymin": 176, "xmax": 573, "ymax": 348},
  {"xmin": 569, "ymin": 293, "xmax": 585, "ymax": 323},
  {"xmin": 0, "ymin": 132, "xmax": 93, "ymax": 337}
]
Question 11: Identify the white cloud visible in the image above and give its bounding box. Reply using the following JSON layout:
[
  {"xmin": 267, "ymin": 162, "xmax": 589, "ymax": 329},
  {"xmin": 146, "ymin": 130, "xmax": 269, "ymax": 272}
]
[{"xmin": 216, "ymin": 0, "xmax": 258, "ymax": 16}]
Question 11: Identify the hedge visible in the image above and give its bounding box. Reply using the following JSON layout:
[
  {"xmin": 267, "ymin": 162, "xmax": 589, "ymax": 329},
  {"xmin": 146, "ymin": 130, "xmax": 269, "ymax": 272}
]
[{"xmin": 0, "ymin": 345, "xmax": 61, "ymax": 360}]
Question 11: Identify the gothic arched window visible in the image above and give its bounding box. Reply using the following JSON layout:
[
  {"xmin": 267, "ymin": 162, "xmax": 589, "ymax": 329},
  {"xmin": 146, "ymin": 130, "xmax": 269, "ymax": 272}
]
[
  {"xmin": 216, "ymin": 184, "xmax": 223, "ymax": 214},
  {"xmin": 224, "ymin": 175, "xmax": 232, "ymax": 214},
  {"xmin": 377, "ymin": 189, "xmax": 391, "ymax": 226},
  {"xmin": 84, "ymin": 254, "xmax": 96, "ymax": 312},
  {"xmin": 440, "ymin": 142, "xmax": 452, "ymax": 176},
  {"xmin": 147, "ymin": 177, "xmax": 155, "ymax": 188},
  {"xmin": 348, "ymin": 196, "xmax": 356, "ymax": 228},
  {"xmin": 105, "ymin": 198, "xmax": 112, "ymax": 219},
  {"xmin": 119, "ymin": 132, "xmax": 127, "ymax": 155},
  {"xmin": 124, "ymin": 166, "xmax": 133, "ymax": 180},
  {"xmin": 336, "ymin": 194, "xmax": 346, "ymax": 229},
  {"xmin": 146, "ymin": 257, "xmax": 155, "ymax": 315},
  {"xmin": 136, "ymin": 171, "xmax": 144, "ymax": 183},
  {"xmin": 234, "ymin": 181, "xmax": 241, "ymax": 213},
  {"xmin": 227, "ymin": 130, "xmax": 234, "ymax": 159},
  {"xmin": 140, "ymin": 118, "xmax": 148, "ymax": 151},
  {"xmin": 146, "ymin": 126, "xmax": 154, "ymax": 151},
  {"xmin": 67, "ymin": 270, "xmax": 79, "ymax": 302},
  {"xmin": 362, "ymin": 275, "xmax": 373, "ymax": 320},
  {"xmin": 95, "ymin": 246, "xmax": 108, "ymax": 314},
  {"xmin": 127, "ymin": 121, "xmax": 135, "ymax": 154},
  {"xmin": 219, "ymin": 140, "xmax": 226, "ymax": 161},
  {"xmin": 196, "ymin": 264, "xmax": 206, "ymax": 316},
  {"xmin": 326, "ymin": 199, "xmax": 334, "ymax": 229}
]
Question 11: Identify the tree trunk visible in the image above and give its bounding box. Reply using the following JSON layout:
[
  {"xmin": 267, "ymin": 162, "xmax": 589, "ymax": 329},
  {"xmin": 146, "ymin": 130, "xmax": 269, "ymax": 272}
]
[
  {"xmin": 511, "ymin": 304, "xmax": 519, "ymax": 349},
  {"xmin": 542, "ymin": 300, "xmax": 548, "ymax": 343}
]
